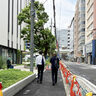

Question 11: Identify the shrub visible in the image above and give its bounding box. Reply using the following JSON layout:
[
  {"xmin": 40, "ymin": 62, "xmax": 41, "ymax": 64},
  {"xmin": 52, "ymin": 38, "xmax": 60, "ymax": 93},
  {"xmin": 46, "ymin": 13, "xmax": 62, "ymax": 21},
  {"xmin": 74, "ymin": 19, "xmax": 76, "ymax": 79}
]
[
  {"xmin": 0, "ymin": 56, "xmax": 6, "ymax": 69},
  {"xmin": 0, "ymin": 69, "xmax": 32, "ymax": 89}
]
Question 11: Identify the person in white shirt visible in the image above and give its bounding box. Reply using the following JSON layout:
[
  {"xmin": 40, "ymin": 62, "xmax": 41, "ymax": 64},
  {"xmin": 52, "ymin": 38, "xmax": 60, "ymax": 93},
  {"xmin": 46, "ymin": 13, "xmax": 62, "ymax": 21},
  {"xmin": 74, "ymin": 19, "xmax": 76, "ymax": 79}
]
[{"xmin": 36, "ymin": 51, "xmax": 45, "ymax": 84}]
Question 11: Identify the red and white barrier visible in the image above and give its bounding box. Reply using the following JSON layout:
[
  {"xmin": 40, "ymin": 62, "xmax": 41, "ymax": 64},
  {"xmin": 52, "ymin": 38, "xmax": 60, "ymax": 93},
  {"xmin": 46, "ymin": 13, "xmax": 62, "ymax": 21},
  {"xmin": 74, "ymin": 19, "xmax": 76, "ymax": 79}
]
[{"xmin": 60, "ymin": 61, "xmax": 82, "ymax": 96}]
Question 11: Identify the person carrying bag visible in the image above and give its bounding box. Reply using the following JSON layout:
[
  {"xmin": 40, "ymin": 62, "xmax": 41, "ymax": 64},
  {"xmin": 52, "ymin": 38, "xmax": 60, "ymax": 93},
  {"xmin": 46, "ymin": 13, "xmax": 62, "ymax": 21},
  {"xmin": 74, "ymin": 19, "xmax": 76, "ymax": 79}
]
[{"xmin": 36, "ymin": 51, "xmax": 45, "ymax": 84}]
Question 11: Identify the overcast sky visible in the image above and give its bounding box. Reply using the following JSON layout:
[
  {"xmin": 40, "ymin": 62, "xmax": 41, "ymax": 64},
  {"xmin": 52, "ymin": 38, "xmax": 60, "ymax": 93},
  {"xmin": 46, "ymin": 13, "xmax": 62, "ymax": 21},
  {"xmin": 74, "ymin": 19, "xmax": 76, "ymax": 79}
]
[{"xmin": 36, "ymin": 0, "xmax": 76, "ymax": 30}]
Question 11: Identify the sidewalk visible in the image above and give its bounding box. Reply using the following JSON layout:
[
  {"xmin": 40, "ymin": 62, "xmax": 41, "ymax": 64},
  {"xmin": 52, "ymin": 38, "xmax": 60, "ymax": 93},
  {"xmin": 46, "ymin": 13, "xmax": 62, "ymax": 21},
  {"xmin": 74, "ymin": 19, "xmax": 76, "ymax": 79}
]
[
  {"xmin": 14, "ymin": 65, "xmax": 38, "ymax": 75},
  {"xmin": 14, "ymin": 70, "xmax": 66, "ymax": 96},
  {"xmin": 14, "ymin": 65, "xmax": 30, "ymax": 71}
]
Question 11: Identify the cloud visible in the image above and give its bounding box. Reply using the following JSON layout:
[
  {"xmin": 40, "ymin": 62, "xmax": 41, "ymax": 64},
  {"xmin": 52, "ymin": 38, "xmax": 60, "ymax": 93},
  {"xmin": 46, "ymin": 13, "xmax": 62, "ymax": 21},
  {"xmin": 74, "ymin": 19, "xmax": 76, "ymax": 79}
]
[
  {"xmin": 55, "ymin": 0, "xmax": 75, "ymax": 12},
  {"xmin": 55, "ymin": 0, "xmax": 76, "ymax": 29},
  {"xmin": 36, "ymin": 0, "xmax": 76, "ymax": 29}
]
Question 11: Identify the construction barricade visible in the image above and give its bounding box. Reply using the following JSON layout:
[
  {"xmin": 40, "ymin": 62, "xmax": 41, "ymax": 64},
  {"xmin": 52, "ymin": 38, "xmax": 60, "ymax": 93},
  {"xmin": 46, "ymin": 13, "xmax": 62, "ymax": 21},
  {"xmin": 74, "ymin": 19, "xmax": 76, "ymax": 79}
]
[
  {"xmin": 0, "ymin": 82, "xmax": 3, "ymax": 96},
  {"xmin": 59, "ymin": 61, "xmax": 96, "ymax": 96}
]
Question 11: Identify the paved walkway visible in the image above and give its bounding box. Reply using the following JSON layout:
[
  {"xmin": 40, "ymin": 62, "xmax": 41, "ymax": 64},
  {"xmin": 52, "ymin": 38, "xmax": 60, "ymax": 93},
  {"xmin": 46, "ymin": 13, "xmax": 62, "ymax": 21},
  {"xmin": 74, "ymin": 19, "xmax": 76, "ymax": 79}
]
[
  {"xmin": 14, "ymin": 65, "xmax": 38, "ymax": 75},
  {"xmin": 14, "ymin": 65, "xmax": 30, "ymax": 71},
  {"xmin": 14, "ymin": 70, "xmax": 66, "ymax": 96}
]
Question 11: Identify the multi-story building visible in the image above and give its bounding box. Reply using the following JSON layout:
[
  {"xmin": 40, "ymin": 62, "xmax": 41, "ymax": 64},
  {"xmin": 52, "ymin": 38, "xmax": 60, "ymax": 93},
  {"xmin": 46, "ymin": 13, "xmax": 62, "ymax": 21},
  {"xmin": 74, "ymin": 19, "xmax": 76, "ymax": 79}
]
[
  {"xmin": 68, "ymin": 18, "xmax": 74, "ymax": 60},
  {"xmin": 74, "ymin": 0, "xmax": 85, "ymax": 62},
  {"xmin": 69, "ymin": 18, "xmax": 74, "ymax": 52},
  {"xmin": 85, "ymin": 0, "xmax": 96, "ymax": 64},
  {"xmin": 74, "ymin": 0, "xmax": 80, "ymax": 61},
  {"xmin": 0, "ymin": 0, "xmax": 29, "ymax": 63},
  {"xmin": 67, "ymin": 29, "xmax": 70, "ymax": 50},
  {"xmin": 56, "ymin": 29, "xmax": 68, "ymax": 50}
]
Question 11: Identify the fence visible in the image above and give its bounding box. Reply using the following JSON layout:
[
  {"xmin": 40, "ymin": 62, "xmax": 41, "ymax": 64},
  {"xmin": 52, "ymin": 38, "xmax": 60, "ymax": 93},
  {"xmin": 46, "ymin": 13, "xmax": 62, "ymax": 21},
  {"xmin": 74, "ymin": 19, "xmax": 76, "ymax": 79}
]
[
  {"xmin": 0, "ymin": 82, "xmax": 3, "ymax": 96},
  {"xmin": 59, "ymin": 61, "xmax": 96, "ymax": 96}
]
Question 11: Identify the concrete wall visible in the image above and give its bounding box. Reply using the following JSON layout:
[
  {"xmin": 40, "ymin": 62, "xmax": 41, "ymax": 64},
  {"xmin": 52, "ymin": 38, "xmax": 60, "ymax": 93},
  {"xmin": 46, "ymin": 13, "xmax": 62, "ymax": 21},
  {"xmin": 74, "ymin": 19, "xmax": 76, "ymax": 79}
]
[{"xmin": 0, "ymin": 0, "xmax": 8, "ymax": 47}]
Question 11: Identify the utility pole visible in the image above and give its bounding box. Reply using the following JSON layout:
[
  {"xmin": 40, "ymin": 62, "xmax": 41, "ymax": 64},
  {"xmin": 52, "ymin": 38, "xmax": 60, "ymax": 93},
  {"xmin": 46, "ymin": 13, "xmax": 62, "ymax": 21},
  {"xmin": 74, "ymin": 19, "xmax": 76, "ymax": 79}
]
[
  {"xmin": 50, "ymin": 19, "xmax": 52, "ymax": 56},
  {"xmin": 30, "ymin": 0, "xmax": 35, "ymax": 72},
  {"xmin": 53, "ymin": 0, "xmax": 57, "ymax": 39},
  {"xmin": 53, "ymin": 0, "xmax": 60, "ymax": 56},
  {"xmin": 50, "ymin": 18, "xmax": 52, "ymax": 32}
]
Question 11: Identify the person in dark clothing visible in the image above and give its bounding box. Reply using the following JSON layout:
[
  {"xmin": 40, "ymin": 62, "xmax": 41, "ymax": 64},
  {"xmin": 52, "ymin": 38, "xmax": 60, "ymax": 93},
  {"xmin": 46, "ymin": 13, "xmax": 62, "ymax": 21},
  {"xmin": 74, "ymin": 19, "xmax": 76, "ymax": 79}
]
[
  {"xmin": 7, "ymin": 56, "xmax": 13, "ymax": 69},
  {"xmin": 50, "ymin": 53, "xmax": 59, "ymax": 86},
  {"xmin": 7, "ymin": 59, "xmax": 11, "ymax": 69}
]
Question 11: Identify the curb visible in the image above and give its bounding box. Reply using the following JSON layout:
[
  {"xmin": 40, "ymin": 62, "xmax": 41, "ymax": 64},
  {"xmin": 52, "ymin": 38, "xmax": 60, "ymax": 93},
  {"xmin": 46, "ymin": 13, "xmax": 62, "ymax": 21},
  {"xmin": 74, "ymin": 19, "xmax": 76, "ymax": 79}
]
[
  {"xmin": 3, "ymin": 74, "xmax": 36, "ymax": 96},
  {"xmin": 61, "ymin": 71, "xmax": 70, "ymax": 96}
]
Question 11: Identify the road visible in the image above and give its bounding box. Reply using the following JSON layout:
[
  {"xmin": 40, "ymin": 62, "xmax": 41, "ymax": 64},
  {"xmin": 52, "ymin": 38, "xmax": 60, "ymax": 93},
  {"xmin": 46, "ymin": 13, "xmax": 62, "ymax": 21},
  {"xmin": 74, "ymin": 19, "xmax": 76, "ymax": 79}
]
[
  {"xmin": 63, "ymin": 61, "xmax": 96, "ymax": 85},
  {"xmin": 14, "ymin": 70, "xmax": 66, "ymax": 96}
]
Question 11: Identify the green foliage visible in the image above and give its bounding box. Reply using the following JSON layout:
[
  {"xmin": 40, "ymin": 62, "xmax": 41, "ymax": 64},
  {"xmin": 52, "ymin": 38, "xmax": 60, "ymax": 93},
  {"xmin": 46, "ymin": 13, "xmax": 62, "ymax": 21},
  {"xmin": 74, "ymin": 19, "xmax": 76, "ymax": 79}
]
[
  {"xmin": 0, "ymin": 69, "xmax": 32, "ymax": 89},
  {"xmin": 0, "ymin": 56, "xmax": 6, "ymax": 69},
  {"xmin": 18, "ymin": 1, "xmax": 56, "ymax": 56},
  {"xmin": 45, "ymin": 58, "xmax": 50, "ymax": 66}
]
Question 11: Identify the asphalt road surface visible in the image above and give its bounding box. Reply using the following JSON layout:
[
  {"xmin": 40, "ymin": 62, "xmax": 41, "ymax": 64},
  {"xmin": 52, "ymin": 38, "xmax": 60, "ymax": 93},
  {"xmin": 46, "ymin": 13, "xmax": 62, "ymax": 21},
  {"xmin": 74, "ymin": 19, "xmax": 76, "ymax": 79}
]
[
  {"xmin": 64, "ymin": 61, "xmax": 96, "ymax": 85},
  {"xmin": 14, "ymin": 70, "xmax": 66, "ymax": 96}
]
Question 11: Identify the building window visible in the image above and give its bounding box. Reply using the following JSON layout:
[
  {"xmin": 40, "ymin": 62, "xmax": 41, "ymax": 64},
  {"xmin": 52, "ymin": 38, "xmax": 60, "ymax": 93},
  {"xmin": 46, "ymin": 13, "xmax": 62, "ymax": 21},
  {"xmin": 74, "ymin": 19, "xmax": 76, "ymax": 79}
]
[
  {"xmin": 81, "ymin": 28, "xmax": 85, "ymax": 32},
  {"xmin": 68, "ymin": 34, "xmax": 70, "ymax": 36},
  {"xmin": 17, "ymin": 0, "xmax": 18, "ymax": 38},
  {"xmin": 8, "ymin": 0, "xmax": 10, "ymax": 33},
  {"xmin": 8, "ymin": 0, "xmax": 10, "ymax": 46},
  {"xmin": 68, "ymin": 44, "xmax": 70, "ymax": 46},
  {"xmin": 12, "ymin": 0, "xmax": 14, "ymax": 35},
  {"xmin": 17, "ymin": 0, "xmax": 19, "ymax": 49},
  {"xmin": 80, "ymin": 7, "xmax": 85, "ymax": 11},
  {"xmin": 8, "ymin": 40, "xmax": 9, "ymax": 47},
  {"xmin": 11, "ymin": 41, "xmax": 13, "ymax": 48},
  {"xmin": 11, "ymin": 0, "xmax": 14, "ymax": 48},
  {"xmin": 17, "ymin": 43, "xmax": 18, "ymax": 49}
]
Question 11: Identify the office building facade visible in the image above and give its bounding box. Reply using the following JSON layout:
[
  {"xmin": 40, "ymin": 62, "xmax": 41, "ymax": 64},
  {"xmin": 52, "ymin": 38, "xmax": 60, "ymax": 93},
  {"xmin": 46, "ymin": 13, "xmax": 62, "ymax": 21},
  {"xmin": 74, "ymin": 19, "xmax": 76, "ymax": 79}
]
[
  {"xmin": 0, "ymin": 0, "xmax": 29, "ymax": 63},
  {"xmin": 74, "ymin": 0, "xmax": 85, "ymax": 62},
  {"xmin": 56, "ymin": 29, "xmax": 68, "ymax": 50},
  {"xmin": 68, "ymin": 18, "xmax": 74, "ymax": 60},
  {"xmin": 85, "ymin": 0, "xmax": 96, "ymax": 64}
]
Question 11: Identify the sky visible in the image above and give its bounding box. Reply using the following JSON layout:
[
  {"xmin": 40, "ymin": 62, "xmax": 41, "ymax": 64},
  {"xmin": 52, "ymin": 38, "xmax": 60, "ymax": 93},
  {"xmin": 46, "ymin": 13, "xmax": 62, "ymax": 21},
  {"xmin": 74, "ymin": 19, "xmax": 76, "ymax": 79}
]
[{"xmin": 36, "ymin": 0, "xmax": 77, "ymax": 30}]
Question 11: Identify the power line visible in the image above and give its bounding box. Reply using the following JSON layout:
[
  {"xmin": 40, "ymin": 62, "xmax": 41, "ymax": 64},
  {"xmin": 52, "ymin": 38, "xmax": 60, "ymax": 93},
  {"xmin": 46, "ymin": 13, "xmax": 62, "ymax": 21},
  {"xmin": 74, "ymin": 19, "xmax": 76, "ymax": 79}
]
[
  {"xmin": 43, "ymin": 0, "xmax": 48, "ymax": 4},
  {"xmin": 58, "ymin": 0, "xmax": 62, "ymax": 44}
]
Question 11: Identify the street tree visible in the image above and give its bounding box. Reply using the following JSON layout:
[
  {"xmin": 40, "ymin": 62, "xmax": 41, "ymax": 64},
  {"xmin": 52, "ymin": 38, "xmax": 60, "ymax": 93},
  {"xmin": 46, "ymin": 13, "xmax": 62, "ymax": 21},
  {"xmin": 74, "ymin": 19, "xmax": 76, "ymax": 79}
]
[{"xmin": 18, "ymin": 1, "xmax": 56, "ymax": 56}]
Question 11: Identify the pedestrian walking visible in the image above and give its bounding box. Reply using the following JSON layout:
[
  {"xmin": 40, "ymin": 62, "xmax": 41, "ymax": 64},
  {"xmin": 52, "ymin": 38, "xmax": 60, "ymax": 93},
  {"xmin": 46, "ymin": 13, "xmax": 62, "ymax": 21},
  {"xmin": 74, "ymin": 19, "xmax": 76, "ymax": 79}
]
[
  {"xmin": 36, "ymin": 51, "xmax": 45, "ymax": 84},
  {"xmin": 50, "ymin": 53, "xmax": 59, "ymax": 86}
]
